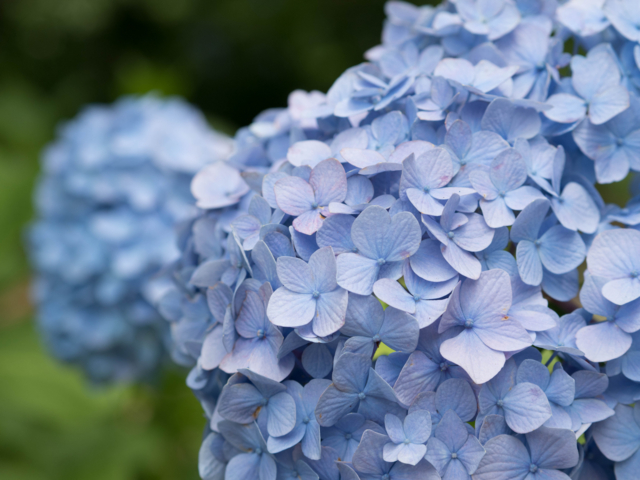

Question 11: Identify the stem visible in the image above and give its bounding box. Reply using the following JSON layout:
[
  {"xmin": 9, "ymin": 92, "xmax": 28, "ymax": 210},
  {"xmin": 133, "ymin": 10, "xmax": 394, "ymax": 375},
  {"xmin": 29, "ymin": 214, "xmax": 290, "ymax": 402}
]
[{"xmin": 545, "ymin": 352, "xmax": 558, "ymax": 367}]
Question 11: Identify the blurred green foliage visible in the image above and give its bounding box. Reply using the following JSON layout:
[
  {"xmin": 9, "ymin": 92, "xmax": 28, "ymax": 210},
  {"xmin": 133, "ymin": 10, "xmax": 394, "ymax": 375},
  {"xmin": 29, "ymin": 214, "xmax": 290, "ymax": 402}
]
[{"xmin": 0, "ymin": 320, "xmax": 205, "ymax": 480}]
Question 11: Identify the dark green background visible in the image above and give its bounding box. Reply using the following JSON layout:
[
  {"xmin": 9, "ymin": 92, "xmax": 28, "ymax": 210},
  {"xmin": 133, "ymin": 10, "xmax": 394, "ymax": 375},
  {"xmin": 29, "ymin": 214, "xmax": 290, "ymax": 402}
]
[{"xmin": 0, "ymin": 1, "xmax": 628, "ymax": 479}]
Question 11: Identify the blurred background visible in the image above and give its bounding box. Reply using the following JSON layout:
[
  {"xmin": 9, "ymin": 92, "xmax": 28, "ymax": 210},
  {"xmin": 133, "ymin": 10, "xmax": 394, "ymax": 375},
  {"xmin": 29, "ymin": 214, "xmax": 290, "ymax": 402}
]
[{"xmin": 0, "ymin": 0, "xmax": 428, "ymax": 479}]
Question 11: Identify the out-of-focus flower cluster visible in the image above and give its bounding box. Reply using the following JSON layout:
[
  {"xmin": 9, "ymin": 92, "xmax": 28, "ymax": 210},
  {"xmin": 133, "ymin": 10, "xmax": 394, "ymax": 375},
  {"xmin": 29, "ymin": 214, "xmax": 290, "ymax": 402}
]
[
  {"xmin": 28, "ymin": 95, "xmax": 233, "ymax": 384},
  {"xmin": 158, "ymin": 1, "xmax": 640, "ymax": 479}
]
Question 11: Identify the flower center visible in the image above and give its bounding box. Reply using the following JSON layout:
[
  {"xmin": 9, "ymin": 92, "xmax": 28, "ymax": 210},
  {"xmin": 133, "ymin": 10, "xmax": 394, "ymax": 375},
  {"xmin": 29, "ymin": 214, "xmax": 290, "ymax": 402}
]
[
  {"xmin": 530, "ymin": 464, "xmax": 538, "ymax": 473},
  {"xmin": 257, "ymin": 329, "xmax": 265, "ymax": 338},
  {"xmin": 377, "ymin": 258, "xmax": 386, "ymax": 265},
  {"xmin": 303, "ymin": 416, "xmax": 310, "ymax": 424},
  {"xmin": 372, "ymin": 334, "xmax": 381, "ymax": 342},
  {"xmin": 451, "ymin": 453, "xmax": 458, "ymax": 459},
  {"xmin": 312, "ymin": 291, "xmax": 320, "ymax": 299},
  {"xmin": 497, "ymin": 399, "xmax": 504, "ymax": 407},
  {"xmin": 345, "ymin": 433, "xmax": 352, "ymax": 440},
  {"xmin": 358, "ymin": 392, "xmax": 367, "ymax": 400},
  {"xmin": 440, "ymin": 362, "xmax": 449, "ymax": 371},
  {"xmin": 465, "ymin": 319, "xmax": 474, "ymax": 328},
  {"xmin": 447, "ymin": 231, "xmax": 455, "ymax": 239},
  {"xmin": 617, "ymin": 138, "xmax": 625, "ymax": 147},
  {"xmin": 255, "ymin": 448, "xmax": 263, "ymax": 455}
]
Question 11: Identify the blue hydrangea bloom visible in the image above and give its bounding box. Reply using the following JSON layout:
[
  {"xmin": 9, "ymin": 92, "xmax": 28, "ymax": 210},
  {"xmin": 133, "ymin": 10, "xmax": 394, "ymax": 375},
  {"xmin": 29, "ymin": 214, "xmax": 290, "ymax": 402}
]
[
  {"xmin": 336, "ymin": 205, "xmax": 422, "ymax": 295},
  {"xmin": 474, "ymin": 427, "xmax": 580, "ymax": 480},
  {"xmin": 267, "ymin": 246, "xmax": 348, "ymax": 338},
  {"xmin": 382, "ymin": 410, "xmax": 432, "ymax": 465},
  {"xmin": 511, "ymin": 198, "xmax": 586, "ymax": 290},
  {"xmin": 439, "ymin": 270, "xmax": 533, "ymax": 384},
  {"xmin": 470, "ymin": 147, "xmax": 545, "ymax": 227},
  {"xmin": 477, "ymin": 358, "xmax": 552, "ymax": 433},
  {"xmin": 426, "ymin": 410, "xmax": 485, "ymax": 480},
  {"xmin": 422, "ymin": 194, "xmax": 495, "ymax": 279},
  {"xmin": 135, "ymin": 2, "xmax": 640, "ymax": 477},
  {"xmin": 28, "ymin": 95, "xmax": 232, "ymax": 384},
  {"xmin": 351, "ymin": 429, "xmax": 440, "ymax": 480}
]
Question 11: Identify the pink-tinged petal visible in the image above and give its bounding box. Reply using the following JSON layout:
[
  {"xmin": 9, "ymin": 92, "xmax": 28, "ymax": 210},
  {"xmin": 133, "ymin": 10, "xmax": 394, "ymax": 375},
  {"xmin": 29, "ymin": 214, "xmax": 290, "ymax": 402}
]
[
  {"xmin": 309, "ymin": 158, "xmax": 348, "ymax": 206},
  {"xmin": 341, "ymin": 148, "xmax": 386, "ymax": 168},
  {"xmin": 293, "ymin": 210, "xmax": 324, "ymax": 235},
  {"xmin": 274, "ymin": 176, "xmax": 315, "ymax": 216},
  {"xmin": 287, "ymin": 140, "xmax": 332, "ymax": 167}
]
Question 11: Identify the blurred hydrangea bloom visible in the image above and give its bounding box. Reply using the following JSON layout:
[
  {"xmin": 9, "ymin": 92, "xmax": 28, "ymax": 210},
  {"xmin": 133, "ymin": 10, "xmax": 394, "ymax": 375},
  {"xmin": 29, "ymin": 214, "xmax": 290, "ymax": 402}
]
[
  {"xmin": 158, "ymin": 2, "xmax": 640, "ymax": 479},
  {"xmin": 28, "ymin": 95, "xmax": 233, "ymax": 384}
]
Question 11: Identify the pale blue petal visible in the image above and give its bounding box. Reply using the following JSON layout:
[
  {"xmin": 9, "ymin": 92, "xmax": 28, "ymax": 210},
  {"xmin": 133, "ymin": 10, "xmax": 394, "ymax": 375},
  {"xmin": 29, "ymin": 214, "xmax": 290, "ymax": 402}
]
[
  {"xmin": 589, "ymin": 85, "xmax": 630, "ymax": 125},
  {"xmin": 576, "ymin": 321, "xmax": 632, "ymax": 363},
  {"xmin": 316, "ymin": 214, "xmax": 356, "ymax": 254},
  {"xmin": 543, "ymin": 94, "xmax": 587, "ymax": 123},
  {"xmin": 274, "ymin": 176, "xmax": 315, "ymax": 216},
  {"xmin": 440, "ymin": 328, "xmax": 506, "ymax": 384},
  {"xmin": 410, "ymin": 240, "xmax": 459, "ymax": 282},
  {"xmin": 373, "ymin": 278, "xmax": 415, "ymax": 313},
  {"xmin": 267, "ymin": 287, "xmax": 316, "ymax": 328},
  {"xmin": 527, "ymin": 426, "xmax": 579, "ymax": 470},
  {"xmin": 379, "ymin": 307, "xmax": 420, "ymax": 353},
  {"xmin": 336, "ymin": 253, "xmax": 380, "ymax": 296},
  {"xmin": 314, "ymin": 288, "xmax": 348, "ymax": 338},
  {"xmin": 473, "ymin": 435, "xmax": 530, "ymax": 480},
  {"xmin": 503, "ymin": 382, "xmax": 551, "ymax": 433},
  {"xmin": 436, "ymin": 378, "xmax": 477, "ymax": 422},
  {"xmin": 510, "ymin": 198, "xmax": 550, "ymax": 243},
  {"xmin": 442, "ymin": 241, "xmax": 483, "ymax": 279},
  {"xmin": 538, "ymin": 225, "xmax": 586, "ymax": 274}
]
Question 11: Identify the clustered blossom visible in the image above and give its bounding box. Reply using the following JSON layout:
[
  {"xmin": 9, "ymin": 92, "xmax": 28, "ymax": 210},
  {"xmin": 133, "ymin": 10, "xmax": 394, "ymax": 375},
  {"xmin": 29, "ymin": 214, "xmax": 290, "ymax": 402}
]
[
  {"xmin": 153, "ymin": 1, "xmax": 640, "ymax": 479},
  {"xmin": 28, "ymin": 95, "xmax": 233, "ymax": 384}
]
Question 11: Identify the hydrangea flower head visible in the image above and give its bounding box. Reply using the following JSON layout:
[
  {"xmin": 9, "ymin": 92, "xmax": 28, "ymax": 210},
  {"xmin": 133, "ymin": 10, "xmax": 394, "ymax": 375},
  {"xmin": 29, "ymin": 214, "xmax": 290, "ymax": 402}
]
[
  {"xmin": 141, "ymin": 1, "xmax": 640, "ymax": 478},
  {"xmin": 28, "ymin": 95, "xmax": 232, "ymax": 384}
]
